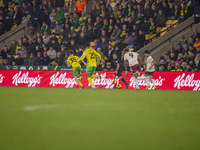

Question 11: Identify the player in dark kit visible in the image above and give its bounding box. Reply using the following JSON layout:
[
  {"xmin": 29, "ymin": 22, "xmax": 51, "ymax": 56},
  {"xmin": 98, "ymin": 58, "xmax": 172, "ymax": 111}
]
[{"xmin": 112, "ymin": 53, "xmax": 129, "ymax": 89}]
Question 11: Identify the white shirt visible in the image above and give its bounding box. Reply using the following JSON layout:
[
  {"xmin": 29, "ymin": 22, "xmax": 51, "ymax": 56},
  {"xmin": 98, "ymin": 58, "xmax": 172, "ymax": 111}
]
[
  {"xmin": 124, "ymin": 51, "xmax": 139, "ymax": 67},
  {"xmin": 145, "ymin": 56, "xmax": 155, "ymax": 72}
]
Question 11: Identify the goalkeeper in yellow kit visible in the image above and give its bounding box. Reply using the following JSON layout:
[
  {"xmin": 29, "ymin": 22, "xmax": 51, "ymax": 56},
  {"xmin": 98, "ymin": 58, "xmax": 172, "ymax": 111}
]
[
  {"xmin": 77, "ymin": 42, "xmax": 101, "ymax": 89},
  {"xmin": 67, "ymin": 50, "xmax": 84, "ymax": 89}
]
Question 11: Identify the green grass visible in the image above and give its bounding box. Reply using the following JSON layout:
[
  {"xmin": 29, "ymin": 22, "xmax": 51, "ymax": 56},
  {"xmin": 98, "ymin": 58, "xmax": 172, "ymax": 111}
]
[{"xmin": 0, "ymin": 87, "xmax": 200, "ymax": 150}]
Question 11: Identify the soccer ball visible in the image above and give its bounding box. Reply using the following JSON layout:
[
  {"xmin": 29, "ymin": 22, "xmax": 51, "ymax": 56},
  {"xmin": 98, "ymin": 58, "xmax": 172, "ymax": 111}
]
[{"xmin": 116, "ymin": 84, "xmax": 121, "ymax": 89}]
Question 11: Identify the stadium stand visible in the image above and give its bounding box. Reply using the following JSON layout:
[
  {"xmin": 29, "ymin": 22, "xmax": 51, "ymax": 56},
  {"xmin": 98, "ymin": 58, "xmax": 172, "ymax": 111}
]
[{"xmin": 0, "ymin": 0, "xmax": 200, "ymax": 72}]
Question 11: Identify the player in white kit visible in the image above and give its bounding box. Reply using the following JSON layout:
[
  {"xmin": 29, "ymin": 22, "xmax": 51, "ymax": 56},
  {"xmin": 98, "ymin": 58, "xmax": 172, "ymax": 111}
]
[
  {"xmin": 139, "ymin": 50, "xmax": 157, "ymax": 90},
  {"xmin": 124, "ymin": 49, "xmax": 142, "ymax": 89}
]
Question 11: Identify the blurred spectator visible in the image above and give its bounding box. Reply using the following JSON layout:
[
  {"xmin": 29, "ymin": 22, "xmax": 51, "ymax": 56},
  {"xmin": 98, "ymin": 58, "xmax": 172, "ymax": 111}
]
[
  {"xmin": 27, "ymin": 14, "xmax": 37, "ymax": 36},
  {"xmin": 195, "ymin": 46, "xmax": 200, "ymax": 56},
  {"xmin": 191, "ymin": 27, "xmax": 200, "ymax": 41},
  {"xmin": 171, "ymin": 63, "xmax": 182, "ymax": 71},
  {"xmin": 175, "ymin": 53, "xmax": 183, "ymax": 65},
  {"xmin": 94, "ymin": 39, "xmax": 102, "ymax": 49},
  {"xmin": 62, "ymin": 53, "xmax": 69, "ymax": 65},
  {"xmin": 13, "ymin": 6, "xmax": 21, "ymax": 25},
  {"xmin": 1, "ymin": 45, "xmax": 10, "ymax": 59},
  {"xmin": 19, "ymin": 45, "xmax": 27, "ymax": 58},
  {"xmin": 156, "ymin": 10, "xmax": 166, "ymax": 27},
  {"xmin": 15, "ymin": 53, "xmax": 24, "ymax": 65},
  {"xmin": 55, "ymin": 52, "xmax": 63, "ymax": 65},
  {"xmin": 34, "ymin": 52, "xmax": 43, "ymax": 65},
  {"xmin": 177, "ymin": 36, "xmax": 188, "ymax": 46},
  {"xmin": 101, "ymin": 37, "xmax": 109, "ymax": 56},
  {"xmin": 43, "ymin": 51, "xmax": 51, "ymax": 65},
  {"xmin": 110, "ymin": 24, "xmax": 121, "ymax": 41},
  {"xmin": 47, "ymin": 46, "xmax": 56, "ymax": 61},
  {"xmin": 49, "ymin": 8, "xmax": 56, "ymax": 29},
  {"xmin": 41, "ymin": 21, "xmax": 49, "ymax": 35},
  {"xmin": 29, "ymin": 53, "xmax": 35, "ymax": 65},
  {"xmin": 168, "ymin": 44, "xmax": 175, "ymax": 55},
  {"xmin": 7, "ymin": 53, "xmax": 14, "ymax": 65},
  {"xmin": 194, "ymin": 54, "xmax": 200, "ymax": 68},
  {"xmin": 23, "ymin": 53, "xmax": 29, "ymax": 65},
  {"xmin": 56, "ymin": 7, "xmax": 64, "ymax": 24},
  {"xmin": 194, "ymin": 37, "xmax": 200, "ymax": 51},
  {"xmin": 96, "ymin": 59, "xmax": 106, "ymax": 71}
]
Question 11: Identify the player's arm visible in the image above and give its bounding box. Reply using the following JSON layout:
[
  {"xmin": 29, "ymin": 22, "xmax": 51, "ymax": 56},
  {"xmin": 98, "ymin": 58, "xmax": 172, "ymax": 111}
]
[
  {"xmin": 66, "ymin": 59, "xmax": 71, "ymax": 68},
  {"xmin": 124, "ymin": 54, "xmax": 128, "ymax": 76},
  {"xmin": 94, "ymin": 50, "xmax": 101, "ymax": 64},
  {"xmin": 149, "ymin": 60, "xmax": 156, "ymax": 70},
  {"xmin": 77, "ymin": 52, "xmax": 86, "ymax": 62},
  {"xmin": 138, "ymin": 55, "xmax": 142, "ymax": 64},
  {"xmin": 116, "ymin": 62, "xmax": 120, "ymax": 74},
  {"xmin": 81, "ymin": 60, "xmax": 87, "ymax": 66}
]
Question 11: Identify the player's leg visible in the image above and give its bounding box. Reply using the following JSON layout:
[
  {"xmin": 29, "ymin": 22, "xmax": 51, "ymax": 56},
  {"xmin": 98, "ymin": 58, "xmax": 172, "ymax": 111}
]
[
  {"xmin": 86, "ymin": 67, "xmax": 96, "ymax": 89},
  {"xmin": 74, "ymin": 67, "xmax": 84, "ymax": 88},
  {"xmin": 143, "ymin": 75, "xmax": 150, "ymax": 90},
  {"xmin": 131, "ymin": 64, "xmax": 140, "ymax": 89},
  {"xmin": 149, "ymin": 74, "xmax": 157, "ymax": 90},
  {"xmin": 132, "ymin": 72, "xmax": 140, "ymax": 89},
  {"xmin": 119, "ymin": 72, "xmax": 128, "ymax": 89},
  {"xmin": 90, "ymin": 67, "xmax": 101, "ymax": 79},
  {"xmin": 112, "ymin": 73, "xmax": 117, "ymax": 88},
  {"xmin": 74, "ymin": 76, "xmax": 84, "ymax": 88}
]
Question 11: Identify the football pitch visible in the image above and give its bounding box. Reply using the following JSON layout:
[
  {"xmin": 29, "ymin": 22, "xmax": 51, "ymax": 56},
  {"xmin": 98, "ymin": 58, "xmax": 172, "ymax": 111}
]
[{"xmin": 0, "ymin": 87, "xmax": 200, "ymax": 150}]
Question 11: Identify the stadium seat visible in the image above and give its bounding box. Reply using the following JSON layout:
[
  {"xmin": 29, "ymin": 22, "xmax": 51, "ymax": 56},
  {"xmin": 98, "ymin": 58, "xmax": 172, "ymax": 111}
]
[
  {"xmin": 161, "ymin": 27, "xmax": 168, "ymax": 33},
  {"xmin": 173, "ymin": 20, "xmax": 179, "ymax": 28},
  {"xmin": 160, "ymin": 32, "xmax": 166, "ymax": 36},
  {"xmin": 156, "ymin": 27, "xmax": 162, "ymax": 34},
  {"xmin": 11, "ymin": 23, "xmax": 17, "ymax": 30},
  {"xmin": 166, "ymin": 20, "xmax": 173, "ymax": 28},
  {"xmin": 145, "ymin": 34, "xmax": 150, "ymax": 41},
  {"xmin": 150, "ymin": 34, "xmax": 157, "ymax": 41}
]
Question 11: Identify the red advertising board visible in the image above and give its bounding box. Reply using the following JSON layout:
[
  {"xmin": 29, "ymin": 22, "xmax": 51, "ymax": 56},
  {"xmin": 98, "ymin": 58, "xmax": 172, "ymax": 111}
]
[{"xmin": 0, "ymin": 70, "xmax": 200, "ymax": 91}]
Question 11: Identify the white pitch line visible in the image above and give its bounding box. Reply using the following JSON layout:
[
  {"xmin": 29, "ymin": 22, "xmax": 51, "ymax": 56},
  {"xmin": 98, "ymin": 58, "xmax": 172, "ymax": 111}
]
[{"xmin": 23, "ymin": 104, "xmax": 60, "ymax": 111}]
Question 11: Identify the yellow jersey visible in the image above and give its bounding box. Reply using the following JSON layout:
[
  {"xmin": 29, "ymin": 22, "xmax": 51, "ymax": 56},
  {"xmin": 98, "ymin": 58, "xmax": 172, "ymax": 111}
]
[
  {"xmin": 67, "ymin": 56, "xmax": 81, "ymax": 68},
  {"xmin": 77, "ymin": 48, "xmax": 101, "ymax": 67}
]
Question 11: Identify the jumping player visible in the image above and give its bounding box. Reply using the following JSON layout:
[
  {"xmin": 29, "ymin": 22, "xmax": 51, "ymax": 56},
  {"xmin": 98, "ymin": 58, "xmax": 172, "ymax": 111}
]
[
  {"xmin": 113, "ymin": 53, "xmax": 129, "ymax": 89},
  {"xmin": 142, "ymin": 50, "xmax": 157, "ymax": 90},
  {"xmin": 67, "ymin": 50, "xmax": 84, "ymax": 89},
  {"xmin": 124, "ymin": 49, "xmax": 142, "ymax": 89},
  {"xmin": 77, "ymin": 42, "xmax": 101, "ymax": 90}
]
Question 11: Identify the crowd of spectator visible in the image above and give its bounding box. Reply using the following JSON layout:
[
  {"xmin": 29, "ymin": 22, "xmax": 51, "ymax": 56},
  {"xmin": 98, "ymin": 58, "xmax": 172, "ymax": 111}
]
[
  {"xmin": 158, "ymin": 27, "xmax": 200, "ymax": 72},
  {"xmin": 0, "ymin": 0, "xmax": 200, "ymax": 72},
  {"xmin": 0, "ymin": 0, "xmax": 64, "ymax": 35}
]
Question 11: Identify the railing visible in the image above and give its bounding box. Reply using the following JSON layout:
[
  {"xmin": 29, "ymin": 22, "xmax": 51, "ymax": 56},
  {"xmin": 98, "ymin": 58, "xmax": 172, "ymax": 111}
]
[
  {"xmin": 0, "ymin": 20, "xmax": 28, "ymax": 44},
  {"xmin": 149, "ymin": 21, "xmax": 194, "ymax": 52}
]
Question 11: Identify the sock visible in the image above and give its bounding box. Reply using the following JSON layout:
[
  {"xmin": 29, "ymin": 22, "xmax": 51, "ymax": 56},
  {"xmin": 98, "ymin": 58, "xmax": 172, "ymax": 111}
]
[
  {"xmin": 91, "ymin": 75, "xmax": 97, "ymax": 79},
  {"xmin": 137, "ymin": 76, "xmax": 149, "ymax": 80},
  {"xmin": 133, "ymin": 76, "xmax": 139, "ymax": 88},
  {"xmin": 87, "ymin": 77, "xmax": 95, "ymax": 87},
  {"xmin": 121, "ymin": 78, "xmax": 127, "ymax": 85},
  {"xmin": 144, "ymin": 79, "xmax": 150, "ymax": 86},
  {"xmin": 78, "ymin": 82, "xmax": 83, "ymax": 87}
]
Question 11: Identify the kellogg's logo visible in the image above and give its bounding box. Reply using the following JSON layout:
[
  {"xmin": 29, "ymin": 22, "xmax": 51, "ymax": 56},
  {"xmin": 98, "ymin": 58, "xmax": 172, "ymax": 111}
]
[
  {"xmin": 174, "ymin": 73, "xmax": 200, "ymax": 91},
  {"xmin": 0, "ymin": 74, "xmax": 5, "ymax": 83},
  {"xmin": 12, "ymin": 71, "xmax": 43, "ymax": 87},
  {"xmin": 129, "ymin": 76, "xmax": 165, "ymax": 88},
  {"xmin": 92, "ymin": 73, "xmax": 115, "ymax": 89},
  {"xmin": 50, "ymin": 72, "xmax": 77, "ymax": 88}
]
